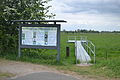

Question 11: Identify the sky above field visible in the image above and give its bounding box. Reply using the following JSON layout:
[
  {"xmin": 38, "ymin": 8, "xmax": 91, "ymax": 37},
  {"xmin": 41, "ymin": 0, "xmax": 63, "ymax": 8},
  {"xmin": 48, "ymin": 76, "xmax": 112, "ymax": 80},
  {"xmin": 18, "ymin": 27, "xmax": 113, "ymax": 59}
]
[{"xmin": 49, "ymin": 0, "xmax": 120, "ymax": 31}]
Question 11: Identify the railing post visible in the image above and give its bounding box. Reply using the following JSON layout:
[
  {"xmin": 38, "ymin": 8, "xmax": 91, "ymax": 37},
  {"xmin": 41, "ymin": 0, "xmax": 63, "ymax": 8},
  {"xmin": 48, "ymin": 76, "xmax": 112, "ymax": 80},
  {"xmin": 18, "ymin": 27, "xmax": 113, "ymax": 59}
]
[
  {"xmin": 94, "ymin": 54, "xmax": 95, "ymax": 64},
  {"xmin": 94, "ymin": 46, "xmax": 96, "ymax": 64},
  {"xmin": 87, "ymin": 40, "xmax": 89, "ymax": 53},
  {"xmin": 90, "ymin": 41, "xmax": 92, "ymax": 56},
  {"xmin": 75, "ymin": 41, "xmax": 77, "ymax": 64}
]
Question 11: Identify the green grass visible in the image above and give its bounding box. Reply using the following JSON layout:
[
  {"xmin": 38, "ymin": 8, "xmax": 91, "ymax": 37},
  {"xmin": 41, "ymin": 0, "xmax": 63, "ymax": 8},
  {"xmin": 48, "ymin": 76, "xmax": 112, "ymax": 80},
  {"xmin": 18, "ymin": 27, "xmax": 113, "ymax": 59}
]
[
  {"xmin": 0, "ymin": 72, "xmax": 14, "ymax": 78},
  {"xmin": 0, "ymin": 32, "xmax": 120, "ymax": 78},
  {"xmin": 60, "ymin": 33, "xmax": 120, "ymax": 78}
]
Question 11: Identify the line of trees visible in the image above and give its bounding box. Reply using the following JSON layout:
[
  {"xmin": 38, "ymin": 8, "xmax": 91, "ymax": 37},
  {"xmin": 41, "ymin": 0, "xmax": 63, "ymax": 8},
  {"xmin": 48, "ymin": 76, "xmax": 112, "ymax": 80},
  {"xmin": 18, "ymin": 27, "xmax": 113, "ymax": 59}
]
[{"xmin": 62, "ymin": 29, "xmax": 120, "ymax": 33}]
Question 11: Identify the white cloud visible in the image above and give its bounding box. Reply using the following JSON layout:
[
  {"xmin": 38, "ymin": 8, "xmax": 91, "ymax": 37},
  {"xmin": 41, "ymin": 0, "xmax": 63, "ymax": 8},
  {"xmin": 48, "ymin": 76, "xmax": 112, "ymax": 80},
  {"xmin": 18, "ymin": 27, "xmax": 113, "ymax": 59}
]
[{"xmin": 48, "ymin": 0, "xmax": 120, "ymax": 31}]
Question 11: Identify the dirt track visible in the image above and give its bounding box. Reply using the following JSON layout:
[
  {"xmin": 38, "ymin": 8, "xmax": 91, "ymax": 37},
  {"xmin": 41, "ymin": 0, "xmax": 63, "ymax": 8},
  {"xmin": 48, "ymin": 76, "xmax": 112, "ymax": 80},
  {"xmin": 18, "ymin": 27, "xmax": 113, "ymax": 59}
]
[
  {"xmin": 0, "ymin": 59, "xmax": 82, "ymax": 80},
  {"xmin": 0, "ymin": 59, "xmax": 58, "ymax": 78},
  {"xmin": 0, "ymin": 59, "xmax": 119, "ymax": 80},
  {"xmin": 0, "ymin": 59, "xmax": 96, "ymax": 80}
]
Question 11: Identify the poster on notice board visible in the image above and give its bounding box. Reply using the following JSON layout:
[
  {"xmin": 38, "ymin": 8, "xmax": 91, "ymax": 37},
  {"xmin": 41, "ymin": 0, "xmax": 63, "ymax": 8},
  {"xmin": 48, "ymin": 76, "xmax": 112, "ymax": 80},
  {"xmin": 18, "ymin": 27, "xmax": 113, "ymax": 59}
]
[{"xmin": 22, "ymin": 27, "xmax": 57, "ymax": 46}]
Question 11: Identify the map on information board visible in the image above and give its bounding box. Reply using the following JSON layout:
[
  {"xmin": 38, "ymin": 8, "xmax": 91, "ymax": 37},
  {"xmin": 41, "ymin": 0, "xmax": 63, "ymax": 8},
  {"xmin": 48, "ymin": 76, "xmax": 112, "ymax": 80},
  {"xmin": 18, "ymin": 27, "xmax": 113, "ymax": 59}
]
[{"xmin": 22, "ymin": 27, "xmax": 57, "ymax": 46}]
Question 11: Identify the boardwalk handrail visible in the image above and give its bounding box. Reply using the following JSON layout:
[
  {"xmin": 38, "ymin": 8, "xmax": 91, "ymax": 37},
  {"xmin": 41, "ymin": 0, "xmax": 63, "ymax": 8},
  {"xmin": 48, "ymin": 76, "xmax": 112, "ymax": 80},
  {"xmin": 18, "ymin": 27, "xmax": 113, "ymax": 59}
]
[
  {"xmin": 82, "ymin": 40, "xmax": 96, "ymax": 64},
  {"xmin": 68, "ymin": 36, "xmax": 96, "ymax": 64},
  {"xmin": 68, "ymin": 36, "xmax": 87, "ymax": 41}
]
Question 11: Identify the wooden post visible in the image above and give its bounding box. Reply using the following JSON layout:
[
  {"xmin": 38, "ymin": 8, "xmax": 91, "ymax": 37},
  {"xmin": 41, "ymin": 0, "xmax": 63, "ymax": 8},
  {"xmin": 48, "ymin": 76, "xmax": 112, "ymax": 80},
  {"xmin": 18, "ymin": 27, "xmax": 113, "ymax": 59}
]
[{"xmin": 66, "ymin": 46, "xmax": 70, "ymax": 57}]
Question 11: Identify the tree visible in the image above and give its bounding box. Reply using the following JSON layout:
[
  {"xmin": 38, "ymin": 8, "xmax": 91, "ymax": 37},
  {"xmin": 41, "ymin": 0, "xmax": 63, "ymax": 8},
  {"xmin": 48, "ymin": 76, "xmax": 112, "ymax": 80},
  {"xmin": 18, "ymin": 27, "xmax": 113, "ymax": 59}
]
[{"xmin": 0, "ymin": 0, "xmax": 55, "ymax": 54}]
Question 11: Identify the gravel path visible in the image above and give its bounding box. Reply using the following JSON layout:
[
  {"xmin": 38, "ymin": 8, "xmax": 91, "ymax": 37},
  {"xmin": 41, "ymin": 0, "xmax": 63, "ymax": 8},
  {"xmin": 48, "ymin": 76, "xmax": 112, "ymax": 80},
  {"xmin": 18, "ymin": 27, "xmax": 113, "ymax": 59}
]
[
  {"xmin": 0, "ymin": 59, "xmax": 114, "ymax": 80},
  {"xmin": 0, "ymin": 59, "xmax": 86, "ymax": 80},
  {"xmin": 0, "ymin": 59, "xmax": 58, "ymax": 78},
  {"xmin": 10, "ymin": 72, "xmax": 80, "ymax": 80}
]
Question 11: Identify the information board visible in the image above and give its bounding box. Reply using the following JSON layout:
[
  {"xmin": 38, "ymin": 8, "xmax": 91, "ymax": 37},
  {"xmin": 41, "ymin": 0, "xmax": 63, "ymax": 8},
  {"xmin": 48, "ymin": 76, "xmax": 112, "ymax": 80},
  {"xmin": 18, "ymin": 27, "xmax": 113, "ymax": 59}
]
[{"xmin": 21, "ymin": 27, "xmax": 57, "ymax": 46}]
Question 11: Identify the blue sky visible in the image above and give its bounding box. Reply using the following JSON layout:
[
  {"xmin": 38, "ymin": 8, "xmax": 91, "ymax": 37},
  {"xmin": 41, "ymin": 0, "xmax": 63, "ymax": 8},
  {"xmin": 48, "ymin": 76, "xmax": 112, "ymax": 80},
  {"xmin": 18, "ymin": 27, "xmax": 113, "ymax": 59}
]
[{"xmin": 49, "ymin": 0, "xmax": 120, "ymax": 31}]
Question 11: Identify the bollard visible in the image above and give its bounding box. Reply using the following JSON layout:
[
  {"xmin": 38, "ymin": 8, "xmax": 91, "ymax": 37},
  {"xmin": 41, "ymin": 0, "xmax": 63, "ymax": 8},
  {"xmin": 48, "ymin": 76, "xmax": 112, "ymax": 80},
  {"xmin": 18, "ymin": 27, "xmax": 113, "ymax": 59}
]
[{"xmin": 66, "ymin": 46, "xmax": 70, "ymax": 57}]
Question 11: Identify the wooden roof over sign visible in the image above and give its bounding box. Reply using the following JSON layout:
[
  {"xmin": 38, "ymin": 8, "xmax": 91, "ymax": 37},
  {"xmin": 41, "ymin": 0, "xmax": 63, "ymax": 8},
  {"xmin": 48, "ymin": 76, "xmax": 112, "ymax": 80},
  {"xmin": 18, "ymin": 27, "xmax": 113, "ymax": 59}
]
[{"xmin": 11, "ymin": 20, "xmax": 67, "ymax": 24}]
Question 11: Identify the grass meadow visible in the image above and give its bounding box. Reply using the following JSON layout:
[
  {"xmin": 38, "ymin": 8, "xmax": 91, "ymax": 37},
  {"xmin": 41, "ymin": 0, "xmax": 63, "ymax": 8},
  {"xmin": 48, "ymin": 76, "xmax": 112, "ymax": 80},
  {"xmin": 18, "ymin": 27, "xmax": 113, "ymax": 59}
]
[
  {"xmin": 59, "ymin": 32, "xmax": 120, "ymax": 78},
  {"xmin": 0, "ymin": 32, "xmax": 120, "ymax": 78}
]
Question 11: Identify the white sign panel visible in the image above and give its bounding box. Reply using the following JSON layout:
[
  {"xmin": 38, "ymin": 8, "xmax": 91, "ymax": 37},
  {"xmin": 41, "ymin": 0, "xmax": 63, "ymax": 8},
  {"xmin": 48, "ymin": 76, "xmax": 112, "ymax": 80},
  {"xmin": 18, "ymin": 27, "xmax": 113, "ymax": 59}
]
[{"xmin": 22, "ymin": 27, "xmax": 57, "ymax": 46}]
